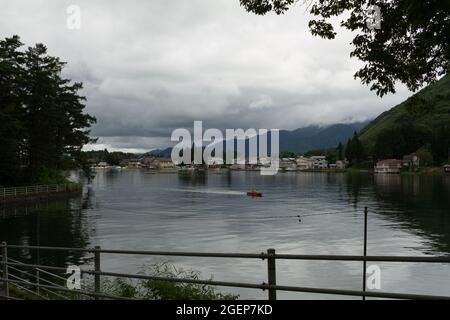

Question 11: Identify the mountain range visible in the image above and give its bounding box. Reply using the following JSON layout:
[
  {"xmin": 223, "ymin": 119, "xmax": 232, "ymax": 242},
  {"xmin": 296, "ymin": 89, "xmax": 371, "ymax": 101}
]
[{"xmin": 147, "ymin": 121, "xmax": 370, "ymax": 157}]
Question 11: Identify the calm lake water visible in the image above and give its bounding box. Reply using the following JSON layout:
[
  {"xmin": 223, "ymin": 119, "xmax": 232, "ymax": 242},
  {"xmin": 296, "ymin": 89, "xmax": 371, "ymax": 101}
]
[{"xmin": 1, "ymin": 170, "xmax": 450, "ymax": 299}]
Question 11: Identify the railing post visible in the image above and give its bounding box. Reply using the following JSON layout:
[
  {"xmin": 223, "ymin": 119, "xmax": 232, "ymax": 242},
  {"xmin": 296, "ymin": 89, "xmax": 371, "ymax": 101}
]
[
  {"xmin": 1, "ymin": 242, "xmax": 9, "ymax": 298},
  {"xmin": 362, "ymin": 207, "xmax": 368, "ymax": 300},
  {"xmin": 94, "ymin": 246, "xmax": 101, "ymax": 300},
  {"xmin": 267, "ymin": 248, "xmax": 277, "ymax": 300}
]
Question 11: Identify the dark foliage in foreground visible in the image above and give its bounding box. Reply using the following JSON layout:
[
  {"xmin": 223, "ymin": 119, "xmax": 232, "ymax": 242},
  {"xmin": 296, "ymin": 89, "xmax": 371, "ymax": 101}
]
[
  {"xmin": 0, "ymin": 36, "xmax": 96, "ymax": 186},
  {"xmin": 239, "ymin": 0, "xmax": 450, "ymax": 96}
]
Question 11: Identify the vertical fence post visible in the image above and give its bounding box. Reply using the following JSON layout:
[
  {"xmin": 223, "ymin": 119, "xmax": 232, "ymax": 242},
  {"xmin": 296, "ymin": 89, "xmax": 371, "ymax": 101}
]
[
  {"xmin": 362, "ymin": 207, "xmax": 368, "ymax": 301},
  {"xmin": 94, "ymin": 246, "xmax": 101, "ymax": 300},
  {"xmin": 1, "ymin": 242, "xmax": 9, "ymax": 298},
  {"xmin": 267, "ymin": 248, "xmax": 277, "ymax": 300}
]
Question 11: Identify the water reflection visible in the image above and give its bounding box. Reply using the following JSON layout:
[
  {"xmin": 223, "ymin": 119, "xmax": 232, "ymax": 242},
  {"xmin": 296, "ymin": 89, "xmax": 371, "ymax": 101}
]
[
  {"xmin": 1, "ymin": 171, "xmax": 450, "ymax": 298},
  {"xmin": 0, "ymin": 193, "xmax": 93, "ymax": 267},
  {"xmin": 345, "ymin": 173, "xmax": 372, "ymax": 207},
  {"xmin": 372, "ymin": 174, "xmax": 450, "ymax": 254},
  {"xmin": 178, "ymin": 171, "xmax": 208, "ymax": 186}
]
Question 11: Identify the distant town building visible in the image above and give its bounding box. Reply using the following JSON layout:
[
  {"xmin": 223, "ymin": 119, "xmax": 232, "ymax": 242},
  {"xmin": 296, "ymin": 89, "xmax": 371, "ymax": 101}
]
[
  {"xmin": 374, "ymin": 159, "xmax": 402, "ymax": 174},
  {"xmin": 140, "ymin": 157, "xmax": 176, "ymax": 170},
  {"xmin": 335, "ymin": 160, "xmax": 347, "ymax": 169},
  {"xmin": 122, "ymin": 159, "xmax": 142, "ymax": 168},
  {"xmin": 154, "ymin": 157, "xmax": 176, "ymax": 170},
  {"xmin": 280, "ymin": 158, "xmax": 297, "ymax": 171},
  {"xmin": 206, "ymin": 157, "xmax": 225, "ymax": 167},
  {"xmin": 230, "ymin": 164, "xmax": 246, "ymax": 170},
  {"xmin": 139, "ymin": 155, "xmax": 156, "ymax": 169},
  {"xmin": 311, "ymin": 156, "xmax": 328, "ymax": 169},
  {"xmin": 96, "ymin": 162, "xmax": 108, "ymax": 168},
  {"xmin": 329, "ymin": 160, "xmax": 347, "ymax": 170},
  {"xmin": 295, "ymin": 156, "xmax": 314, "ymax": 170},
  {"xmin": 402, "ymin": 153, "xmax": 420, "ymax": 169}
]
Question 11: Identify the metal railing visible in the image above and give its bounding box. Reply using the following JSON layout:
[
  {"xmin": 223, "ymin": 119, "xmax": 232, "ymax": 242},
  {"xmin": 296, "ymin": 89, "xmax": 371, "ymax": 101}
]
[
  {"xmin": 2, "ymin": 241, "xmax": 450, "ymax": 300},
  {"xmin": 0, "ymin": 183, "xmax": 81, "ymax": 200}
]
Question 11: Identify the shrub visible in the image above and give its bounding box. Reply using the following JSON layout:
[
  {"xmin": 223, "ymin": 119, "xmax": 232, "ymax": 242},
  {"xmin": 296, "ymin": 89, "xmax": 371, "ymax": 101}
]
[
  {"xmin": 31, "ymin": 168, "xmax": 70, "ymax": 185},
  {"xmin": 101, "ymin": 262, "xmax": 239, "ymax": 300}
]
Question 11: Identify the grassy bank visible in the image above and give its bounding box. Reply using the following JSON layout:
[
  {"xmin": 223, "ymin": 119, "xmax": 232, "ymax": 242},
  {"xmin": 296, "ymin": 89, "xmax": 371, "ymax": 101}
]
[{"xmin": 400, "ymin": 167, "xmax": 445, "ymax": 176}]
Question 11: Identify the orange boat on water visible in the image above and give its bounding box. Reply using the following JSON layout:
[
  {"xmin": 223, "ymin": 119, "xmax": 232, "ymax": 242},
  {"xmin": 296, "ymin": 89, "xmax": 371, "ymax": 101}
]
[{"xmin": 247, "ymin": 188, "xmax": 263, "ymax": 197}]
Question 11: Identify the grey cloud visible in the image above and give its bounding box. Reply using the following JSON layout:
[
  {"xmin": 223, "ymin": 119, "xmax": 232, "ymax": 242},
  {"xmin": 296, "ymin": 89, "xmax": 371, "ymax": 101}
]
[{"xmin": 1, "ymin": 0, "xmax": 412, "ymax": 151}]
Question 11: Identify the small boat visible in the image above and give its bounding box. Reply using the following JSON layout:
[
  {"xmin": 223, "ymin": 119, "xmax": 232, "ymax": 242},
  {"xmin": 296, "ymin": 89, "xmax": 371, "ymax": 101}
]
[{"xmin": 247, "ymin": 188, "xmax": 263, "ymax": 197}]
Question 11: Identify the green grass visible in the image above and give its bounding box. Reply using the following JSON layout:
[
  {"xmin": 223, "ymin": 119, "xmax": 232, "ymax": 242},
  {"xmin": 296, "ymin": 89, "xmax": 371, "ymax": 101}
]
[
  {"xmin": 31, "ymin": 168, "xmax": 71, "ymax": 185},
  {"xmin": 400, "ymin": 167, "xmax": 445, "ymax": 176}
]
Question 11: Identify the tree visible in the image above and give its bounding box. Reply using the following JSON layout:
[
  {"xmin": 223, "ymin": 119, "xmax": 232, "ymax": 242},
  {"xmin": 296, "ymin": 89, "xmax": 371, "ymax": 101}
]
[
  {"xmin": 280, "ymin": 151, "xmax": 297, "ymax": 158},
  {"xmin": 0, "ymin": 36, "xmax": 26, "ymax": 185},
  {"xmin": 373, "ymin": 124, "xmax": 432, "ymax": 160},
  {"xmin": 431, "ymin": 125, "xmax": 450, "ymax": 164},
  {"xmin": 336, "ymin": 142, "xmax": 343, "ymax": 161},
  {"xmin": 345, "ymin": 132, "xmax": 366, "ymax": 165},
  {"xmin": 344, "ymin": 138, "xmax": 352, "ymax": 162},
  {"xmin": 416, "ymin": 146, "xmax": 434, "ymax": 167},
  {"xmin": 21, "ymin": 42, "xmax": 96, "ymax": 178},
  {"xmin": 0, "ymin": 35, "xmax": 96, "ymax": 185},
  {"xmin": 351, "ymin": 132, "xmax": 366, "ymax": 164},
  {"xmin": 239, "ymin": 0, "xmax": 450, "ymax": 96}
]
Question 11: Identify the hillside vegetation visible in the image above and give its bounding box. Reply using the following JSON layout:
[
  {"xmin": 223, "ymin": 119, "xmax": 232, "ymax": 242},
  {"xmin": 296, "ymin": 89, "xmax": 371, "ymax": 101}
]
[
  {"xmin": 358, "ymin": 75, "xmax": 450, "ymax": 164},
  {"xmin": 360, "ymin": 74, "xmax": 450, "ymax": 149}
]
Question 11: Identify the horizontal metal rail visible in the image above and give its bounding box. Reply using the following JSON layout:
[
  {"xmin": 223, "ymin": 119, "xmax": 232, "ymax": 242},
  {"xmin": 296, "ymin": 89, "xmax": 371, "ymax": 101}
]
[
  {"xmin": 7, "ymin": 273, "xmax": 49, "ymax": 300},
  {"xmin": 0, "ymin": 261, "xmax": 68, "ymax": 273},
  {"xmin": 0, "ymin": 277, "xmax": 130, "ymax": 300},
  {"xmin": 2, "ymin": 243, "xmax": 450, "ymax": 300},
  {"xmin": 7, "ymin": 265, "xmax": 71, "ymax": 300},
  {"xmin": 7, "ymin": 256, "xmax": 69, "ymax": 282},
  {"xmin": 0, "ymin": 294, "xmax": 22, "ymax": 300},
  {"xmin": 82, "ymin": 269, "xmax": 450, "ymax": 300},
  {"xmin": 4, "ymin": 244, "xmax": 450, "ymax": 263},
  {"xmin": 2, "ymin": 270, "xmax": 449, "ymax": 301},
  {"xmin": 0, "ymin": 183, "xmax": 81, "ymax": 199}
]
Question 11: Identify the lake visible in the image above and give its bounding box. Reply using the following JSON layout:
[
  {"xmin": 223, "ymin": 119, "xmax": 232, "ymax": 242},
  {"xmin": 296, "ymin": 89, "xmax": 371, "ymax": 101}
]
[{"xmin": 1, "ymin": 170, "xmax": 450, "ymax": 299}]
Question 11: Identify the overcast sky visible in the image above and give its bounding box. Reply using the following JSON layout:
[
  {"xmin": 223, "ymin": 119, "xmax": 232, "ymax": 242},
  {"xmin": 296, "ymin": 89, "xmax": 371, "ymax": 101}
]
[{"xmin": 1, "ymin": 0, "xmax": 412, "ymax": 153}]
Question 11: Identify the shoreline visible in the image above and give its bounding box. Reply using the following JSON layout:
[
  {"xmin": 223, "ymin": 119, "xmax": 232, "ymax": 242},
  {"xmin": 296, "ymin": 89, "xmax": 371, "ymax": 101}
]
[
  {"xmin": 0, "ymin": 190, "xmax": 82, "ymax": 206},
  {"xmin": 0, "ymin": 184, "xmax": 82, "ymax": 206},
  {"xmin": 105, "ymin": 166, "xmax": 449, "ymax": 176}
]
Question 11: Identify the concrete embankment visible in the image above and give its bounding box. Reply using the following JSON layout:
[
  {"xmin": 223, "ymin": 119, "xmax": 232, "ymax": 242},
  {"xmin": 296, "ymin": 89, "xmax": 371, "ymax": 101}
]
[{"xmin": 0, "ymin": 184, "xmax": 82, "ymax": 206}]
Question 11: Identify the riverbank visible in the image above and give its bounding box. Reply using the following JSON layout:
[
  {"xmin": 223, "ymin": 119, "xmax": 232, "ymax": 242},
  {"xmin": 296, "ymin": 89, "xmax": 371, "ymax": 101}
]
[
  {"xmin": 400, "ymin": 167, "xmax": 446, "ymax": 176},
  {"xmin": 94, "ymin": 165, "xmax": 450, "ymax": 177}
]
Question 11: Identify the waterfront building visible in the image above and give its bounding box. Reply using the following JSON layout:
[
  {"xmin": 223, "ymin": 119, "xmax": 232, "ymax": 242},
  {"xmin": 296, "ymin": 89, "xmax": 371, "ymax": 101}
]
[{"xmin": 374, "ymin": 159, "xmax": 402, "ymax": 174}]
